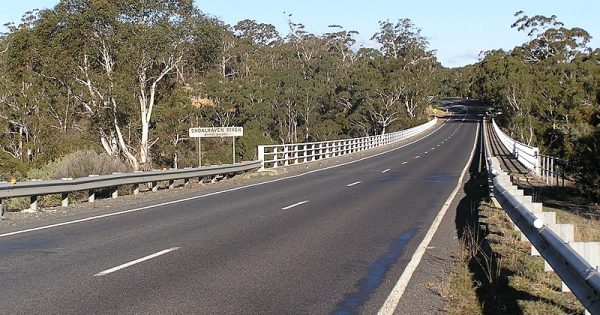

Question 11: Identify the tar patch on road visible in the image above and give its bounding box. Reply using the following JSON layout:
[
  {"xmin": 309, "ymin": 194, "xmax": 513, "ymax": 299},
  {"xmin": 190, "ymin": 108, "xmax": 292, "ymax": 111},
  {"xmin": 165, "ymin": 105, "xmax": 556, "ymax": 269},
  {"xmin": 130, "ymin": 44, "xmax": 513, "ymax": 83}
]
[
  {"xmin": 378, "ymin": 171, "xmax": 404, "ymax": 182},
  {"xmin": 332, "ymin": 227, "xmax": 418, "ymax": 315},
  {"xmin": 425, "ymin": 173, "xmax": 455, "ymax": 183}
]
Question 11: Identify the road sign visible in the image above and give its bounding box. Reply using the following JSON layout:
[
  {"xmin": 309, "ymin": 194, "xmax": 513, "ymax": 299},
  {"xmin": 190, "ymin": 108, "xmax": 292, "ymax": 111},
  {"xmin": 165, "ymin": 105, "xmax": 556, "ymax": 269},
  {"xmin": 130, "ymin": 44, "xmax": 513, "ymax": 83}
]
[
  {"xmin": 189, "ymin": 127, "xmax": 244, "ymax": 167},
  {"xmin": 189, "ymin": 127, "xmax": 243, "ymax": 138}
]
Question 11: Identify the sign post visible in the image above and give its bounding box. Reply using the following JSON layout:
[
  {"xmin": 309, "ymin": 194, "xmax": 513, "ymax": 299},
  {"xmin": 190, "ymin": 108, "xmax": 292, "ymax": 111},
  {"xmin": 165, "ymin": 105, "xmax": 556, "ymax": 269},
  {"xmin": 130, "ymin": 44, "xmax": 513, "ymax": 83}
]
[{"xmin": 189, "ymin": 127, "xmax": 244, "ymax": 166}]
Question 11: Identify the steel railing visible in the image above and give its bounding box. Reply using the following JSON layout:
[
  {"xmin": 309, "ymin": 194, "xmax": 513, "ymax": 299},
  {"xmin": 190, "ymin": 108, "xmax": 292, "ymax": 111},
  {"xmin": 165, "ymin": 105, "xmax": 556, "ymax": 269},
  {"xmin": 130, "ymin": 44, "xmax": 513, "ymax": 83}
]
[
  {"xmin": 0, "ymin": 161, "xmax": 262, "ymax": 215},
  {"xmin": 491, "ymin": 119, "xmax": 539, "ymax": 174},
  {"xmin": 258, "ymin": 118, "xmax": 438, "ymax": 169},
  {"xmin": 484, "ymin": 119, "xmax": 600, "ymax": 312}
]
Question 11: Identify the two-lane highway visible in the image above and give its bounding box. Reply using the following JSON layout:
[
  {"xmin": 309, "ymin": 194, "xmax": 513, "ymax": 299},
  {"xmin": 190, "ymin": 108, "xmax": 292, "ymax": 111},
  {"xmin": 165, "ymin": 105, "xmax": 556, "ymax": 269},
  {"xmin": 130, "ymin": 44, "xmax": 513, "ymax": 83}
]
[{"xmin": 0, "ymin": 106, "xmax": 479, "ymax": 314}]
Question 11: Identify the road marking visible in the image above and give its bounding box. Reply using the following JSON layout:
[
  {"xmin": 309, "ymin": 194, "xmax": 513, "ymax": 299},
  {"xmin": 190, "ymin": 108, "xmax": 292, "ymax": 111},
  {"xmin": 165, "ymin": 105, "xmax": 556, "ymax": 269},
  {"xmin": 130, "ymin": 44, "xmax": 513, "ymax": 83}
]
[
  {"xmin": 402, "ymin": 162, "xmax": 408, "ymax": 165},
  {"xmin": 282, "ymin": 200, "xmax": 309, "ymax": 210},
  {"xmin": 378, "ymin": 121, "xmax": 479, "ymax": 315},
  {"xmin": 347, "ymin": 181, "xmax": 362, "ymax": 187},
  {"xmin": 414, "ymin": 156, "xmax": 420, "ymax": 159},
  {"xmin": 95, "ymin": 247, "xmax": 180, "ymax": 277},
  {"xmin": 382, "ymin": 169, "xmax": 390, "ymax": 173},
  {"xmin": 424, "ymin": 151, "xmax": 429, "ymax": 154},
  {"xmin": 0, "ymin": 121, "xmax": 450, "ymax": 239}
]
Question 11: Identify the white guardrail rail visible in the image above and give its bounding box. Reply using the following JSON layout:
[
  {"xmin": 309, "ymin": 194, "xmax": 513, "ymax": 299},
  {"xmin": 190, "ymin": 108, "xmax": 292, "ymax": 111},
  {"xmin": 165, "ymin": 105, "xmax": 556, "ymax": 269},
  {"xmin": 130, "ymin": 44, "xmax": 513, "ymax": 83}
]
[
  {"xmin": 484, "ymin": 119, "xmax": 600, "ymax": 313},
  {"xmin": 258, "ymin": 118, "xmax": 438, "ymax": 169},
  {"xmin": 0, "ymin": 161, "xmax": 262, "ymax": 216},
  {"xmin": 491, "ymin": 119, "xmax": 539, "ymax": 174}
]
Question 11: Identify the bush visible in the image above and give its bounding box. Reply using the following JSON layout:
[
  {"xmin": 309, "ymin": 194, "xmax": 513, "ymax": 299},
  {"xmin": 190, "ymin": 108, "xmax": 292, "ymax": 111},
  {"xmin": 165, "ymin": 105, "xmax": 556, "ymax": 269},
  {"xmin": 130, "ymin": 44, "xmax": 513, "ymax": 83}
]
[
  {"xmin": 27, "ymin": 150, "xmax": 132, "ymax": 180},
  {"xmin": 569, "ymin": 124, "xmax": 600, "ymax": 202}
]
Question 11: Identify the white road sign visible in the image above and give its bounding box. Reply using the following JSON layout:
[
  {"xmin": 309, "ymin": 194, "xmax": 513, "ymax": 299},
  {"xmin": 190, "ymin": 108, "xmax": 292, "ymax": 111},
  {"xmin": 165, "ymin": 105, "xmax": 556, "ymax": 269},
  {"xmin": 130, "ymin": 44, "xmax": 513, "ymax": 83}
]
[{"xmin": 189, "ymin": 127, "xmax": 243, "ymax": 138}]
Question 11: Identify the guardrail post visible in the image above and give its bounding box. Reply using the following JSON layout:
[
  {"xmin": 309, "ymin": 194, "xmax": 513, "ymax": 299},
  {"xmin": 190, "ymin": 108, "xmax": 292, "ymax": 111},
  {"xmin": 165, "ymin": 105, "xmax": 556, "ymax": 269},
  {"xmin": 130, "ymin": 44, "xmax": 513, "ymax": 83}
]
[
  {"xmin": 30, "ymin": 195, "xmax": 39, "ymax": 212},
  {"xmin": 151, "ymin": 181, "xmax": 158, "ymax": 192},
  {"xmin": 272, "ymin": 147, "xmax": 279, "ymax": 168},
  {"xmin": 257, "ymin": 145, "xmax": 265, "ymax": 170},
  {"xmin": 134, "ymin": 184, "xmax": 140, "ymax": 195},
  {"xmin": 88, "ymin": 190, "xmax": 95, "ymax": 203},
  {"xmin": 283, "ymin": 146, "xmax": 289, "ymax": 166},
  {"xmin": 112, "ymin": 187, "xmax": 119, "ymax": 199},
  {"xmin": 0, "ymin": 198, "xmax": 4, "ymax": 218},
  {"xmin": 61, "ymin": 193, "xmax": 69, "ymax": 207},
  {"xmin": 169, "ymin": 180, "xmax": 175, "ymax": 190}
]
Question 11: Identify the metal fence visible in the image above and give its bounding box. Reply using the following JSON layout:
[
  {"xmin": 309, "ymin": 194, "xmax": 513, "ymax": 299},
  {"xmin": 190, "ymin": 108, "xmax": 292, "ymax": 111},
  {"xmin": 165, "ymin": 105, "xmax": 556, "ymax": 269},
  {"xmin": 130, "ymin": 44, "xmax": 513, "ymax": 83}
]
[
  {"xmin": 0, "ymin": 161, "xmax": 262, "ymax": 215},
  {"xmin": 492, "ymin": 119, "xmax": 567, "ymax": 186},
  {"xmin": 257, "ymin": 118, "xmax": 438, "ymax": 169},
  {"xmin": 539, "ymin": 154, "xmax": 567, "ymax": 186},
  {"xmin": 491, "ymin": 119, "xmax": 539, "ymax": 173}
]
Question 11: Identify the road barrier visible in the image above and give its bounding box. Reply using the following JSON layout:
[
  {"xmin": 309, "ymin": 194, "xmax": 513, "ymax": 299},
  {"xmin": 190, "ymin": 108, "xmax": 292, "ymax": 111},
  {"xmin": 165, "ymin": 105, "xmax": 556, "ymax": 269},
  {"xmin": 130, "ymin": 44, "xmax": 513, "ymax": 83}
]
[
  {"xmin": 491, "ymin": 119, "xmax": 539, "ymax": 173},
  {"xmin": 0, "ymin": 161, "xmax": 262, "ymax": 216},
  {"xmin": 257, "ymin": 118, "xmax": 438, "ymax": 169},
  {"xmin": 484, "ymin": 119, "xmax": 600, "ymax": 313}
]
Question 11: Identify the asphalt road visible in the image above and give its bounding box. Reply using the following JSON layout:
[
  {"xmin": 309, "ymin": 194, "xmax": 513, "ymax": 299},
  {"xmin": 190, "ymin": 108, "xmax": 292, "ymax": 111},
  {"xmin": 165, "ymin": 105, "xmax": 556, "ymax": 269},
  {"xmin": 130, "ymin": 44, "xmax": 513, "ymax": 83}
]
[{"xmin": 0, "ymin": 104, "xmax": 480, "ymax": 314}]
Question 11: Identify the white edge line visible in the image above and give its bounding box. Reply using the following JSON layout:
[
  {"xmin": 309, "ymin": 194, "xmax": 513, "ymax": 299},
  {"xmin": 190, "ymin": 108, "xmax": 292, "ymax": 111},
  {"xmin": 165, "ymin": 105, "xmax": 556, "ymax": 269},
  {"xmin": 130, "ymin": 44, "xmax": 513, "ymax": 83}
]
[
  {"xmin": 382, "ymin": 169, "xmax": 390, "ymax": 173},
  {"xmin": 346, "ymin": 181, "xmax": 361, "ymax": 187},
  {"xmin": 0, "ymin": 121, "xmax": 448, "ymax": 239},
  {"xmin": 282, "ymin": 200, "xmax": 309, "ymax": 210},
  {"xmin": 378, "ymin": 122, "xmax": 479, "ymax": 315},
  {"xmin": 94, "ymin": 247, "xmax": 180, "ymax": 277}
]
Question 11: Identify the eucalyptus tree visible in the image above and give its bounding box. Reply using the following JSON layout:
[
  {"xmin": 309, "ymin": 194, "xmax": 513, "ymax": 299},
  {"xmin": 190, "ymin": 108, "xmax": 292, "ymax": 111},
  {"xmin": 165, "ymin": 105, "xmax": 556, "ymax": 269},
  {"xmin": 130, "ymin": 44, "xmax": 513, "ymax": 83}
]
[
  {"xmin": 3, "ymin": 0, "xmax": 222, "ymax": 170},
  {"xmin": 372, "ymin": 19, "xmax": 438, "ymax": 120}
]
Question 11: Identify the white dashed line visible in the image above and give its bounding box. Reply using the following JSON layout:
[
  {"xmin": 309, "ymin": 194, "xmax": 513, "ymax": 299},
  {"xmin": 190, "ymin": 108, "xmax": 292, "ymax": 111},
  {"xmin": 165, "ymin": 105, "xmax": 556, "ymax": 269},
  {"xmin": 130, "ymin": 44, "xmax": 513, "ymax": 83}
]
[
  {"xmin": 402, "ymin": 162, "xmax": 408, "ymax": 165},
  {"xmin": 347, "ymin": 181, "xmax": 362, "ymax": 187},
  {"xmin": 424, "ymin": 151, "xmax": 429, "ymax": 154},
  {"xmin": 415, "ymin": 156, "xmax": 420, "ymax": 159},
  {"xmin": 282, "ymin": 200, "xmax": 309, "ymax": 210},
  {"xmin": 382, "ymin": 169, "xmax": 390, "ymax": 173},
  {"xmin": 95, "ymin": 247, "xmax": 180, "ymax": 277}
]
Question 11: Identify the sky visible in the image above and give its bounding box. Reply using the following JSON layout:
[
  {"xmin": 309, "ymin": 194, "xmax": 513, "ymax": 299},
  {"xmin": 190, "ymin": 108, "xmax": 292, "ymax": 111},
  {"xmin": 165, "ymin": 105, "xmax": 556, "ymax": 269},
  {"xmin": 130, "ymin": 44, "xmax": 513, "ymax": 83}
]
[{"xmin": 1, "ymin": 1, "xmax": 599, "ymax": 68}]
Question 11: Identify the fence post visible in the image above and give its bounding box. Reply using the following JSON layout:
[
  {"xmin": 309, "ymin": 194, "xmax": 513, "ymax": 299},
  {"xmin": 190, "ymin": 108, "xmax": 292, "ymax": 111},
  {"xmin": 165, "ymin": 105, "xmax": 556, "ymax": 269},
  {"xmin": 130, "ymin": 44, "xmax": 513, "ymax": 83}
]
[
  {"xmin": 62, "ymin": 193, "xmax": 69, "ymax": 207},
  {"xmin": 30, "ymin": 195, "xmax": 38, "ymax": 212},
  {"xmin": 257, "ymin": 145, "xmax": 265, "ymax": 170}
]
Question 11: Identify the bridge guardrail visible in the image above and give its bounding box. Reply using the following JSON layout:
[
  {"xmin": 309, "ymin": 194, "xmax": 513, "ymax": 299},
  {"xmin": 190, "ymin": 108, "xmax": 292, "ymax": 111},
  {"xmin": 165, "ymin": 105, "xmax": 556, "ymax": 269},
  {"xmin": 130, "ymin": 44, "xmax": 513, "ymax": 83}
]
[
  {"xmin": 484, "ymin": 119, "xmax": 600, "ymax": 313},
  {"xmin": 258, "ymin": 118, "xmax": 437, "ymax": 169},
  {"xmin": 491, "ymin": 119, "xmax": 539, "ymax": 174},
  {"xmin": 0, "ymin": 161, "xmax": 262, "ymax": 215}
]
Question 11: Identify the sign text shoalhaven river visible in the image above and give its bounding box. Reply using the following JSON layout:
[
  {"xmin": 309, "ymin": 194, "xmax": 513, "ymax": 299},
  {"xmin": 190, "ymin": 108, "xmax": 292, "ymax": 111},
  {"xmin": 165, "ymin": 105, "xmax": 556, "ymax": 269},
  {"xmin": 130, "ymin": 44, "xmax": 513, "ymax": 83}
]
[{"xmin": 189, "ymin": 127, "xmax": 243, "ymax": 138}]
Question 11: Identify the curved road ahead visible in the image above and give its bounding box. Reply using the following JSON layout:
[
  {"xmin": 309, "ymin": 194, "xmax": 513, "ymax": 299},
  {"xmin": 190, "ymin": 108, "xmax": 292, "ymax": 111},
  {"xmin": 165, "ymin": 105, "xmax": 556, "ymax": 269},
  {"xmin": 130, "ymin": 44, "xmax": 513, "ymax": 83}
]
[{"xmin": 0, "ymin": 103, "xmax": 480, "ymax": 314}]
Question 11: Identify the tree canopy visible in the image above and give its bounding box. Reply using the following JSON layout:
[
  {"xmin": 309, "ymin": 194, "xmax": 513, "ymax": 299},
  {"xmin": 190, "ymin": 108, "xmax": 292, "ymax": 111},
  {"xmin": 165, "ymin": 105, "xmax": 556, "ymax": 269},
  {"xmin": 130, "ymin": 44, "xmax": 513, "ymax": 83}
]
[{"xmin": 1, "ymin": 1, "xmax": 439, "ymax": 175}]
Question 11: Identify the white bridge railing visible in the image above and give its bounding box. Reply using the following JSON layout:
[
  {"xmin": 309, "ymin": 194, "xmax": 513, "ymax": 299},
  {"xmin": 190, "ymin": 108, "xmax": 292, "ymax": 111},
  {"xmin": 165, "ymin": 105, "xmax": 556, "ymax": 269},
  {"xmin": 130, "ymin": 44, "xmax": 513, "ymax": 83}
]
[
  {"xmin": 491, "ymin": 119, "xmax": 539, "ymax": 174},
  {"xmin": 258, "ymin": 118, "xmax": 438, "ymax": 169}
]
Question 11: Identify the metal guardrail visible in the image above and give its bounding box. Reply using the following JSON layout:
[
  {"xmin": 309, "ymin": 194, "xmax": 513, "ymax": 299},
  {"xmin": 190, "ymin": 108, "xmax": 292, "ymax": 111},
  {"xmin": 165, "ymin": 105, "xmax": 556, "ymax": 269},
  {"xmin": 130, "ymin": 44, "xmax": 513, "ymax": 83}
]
[
  {"xmin": 484, "ymin": 119, "xmax": 600, "ymax": 313},
  {"xmin": 257, "ymin": 118, "xmax": 438, "ymax": 169},
  {"xmin": 0, "ymin": 161, "xmax": 262, "ymax": 215},
  {"xmin": 491, "ymin": 119, "xmax": 539, "ymax": 174}
]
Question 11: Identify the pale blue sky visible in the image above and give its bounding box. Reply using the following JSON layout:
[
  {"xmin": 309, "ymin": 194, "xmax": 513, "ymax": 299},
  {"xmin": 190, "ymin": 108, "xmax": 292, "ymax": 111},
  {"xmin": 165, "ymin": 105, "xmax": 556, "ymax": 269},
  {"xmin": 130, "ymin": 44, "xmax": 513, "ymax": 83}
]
[{"xmin": 2, "ymin": 1, "xmax": 598, "ymax": 68}]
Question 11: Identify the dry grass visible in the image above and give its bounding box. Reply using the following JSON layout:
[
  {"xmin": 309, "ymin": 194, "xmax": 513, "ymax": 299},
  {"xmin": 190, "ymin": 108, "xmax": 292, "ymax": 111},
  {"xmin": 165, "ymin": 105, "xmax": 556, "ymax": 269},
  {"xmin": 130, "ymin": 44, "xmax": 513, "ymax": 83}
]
[
  {"xmin": 445, "ymin": 202, "xmax": 585, "ymax": 314},
  {"xmin": 545, "ymin": 205, "xmax": 600, "ymax": 242}
]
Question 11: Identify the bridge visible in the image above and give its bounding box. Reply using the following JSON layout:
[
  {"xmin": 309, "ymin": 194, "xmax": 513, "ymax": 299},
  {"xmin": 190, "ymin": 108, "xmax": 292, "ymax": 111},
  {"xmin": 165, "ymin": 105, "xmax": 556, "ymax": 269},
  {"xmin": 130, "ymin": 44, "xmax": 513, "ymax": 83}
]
[{"xmin": 0, "ymin": 101, "xmax": 597, "ymax": 313}]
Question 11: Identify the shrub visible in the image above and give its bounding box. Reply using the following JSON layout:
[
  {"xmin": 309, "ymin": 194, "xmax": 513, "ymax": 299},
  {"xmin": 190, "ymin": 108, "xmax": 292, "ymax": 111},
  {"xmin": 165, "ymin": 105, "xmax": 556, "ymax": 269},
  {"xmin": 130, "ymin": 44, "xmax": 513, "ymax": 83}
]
[{"xmin": 27, "ymin": 150, "xmax": 132, "ymax": 180}]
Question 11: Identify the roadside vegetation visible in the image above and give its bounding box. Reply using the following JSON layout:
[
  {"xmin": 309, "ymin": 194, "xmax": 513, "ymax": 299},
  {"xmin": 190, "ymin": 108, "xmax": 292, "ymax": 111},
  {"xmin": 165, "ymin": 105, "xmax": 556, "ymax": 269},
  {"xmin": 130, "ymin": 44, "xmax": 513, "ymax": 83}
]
[
  {"xmin": 443, "ymin": 154, "xmax": 585, "ymax": 314},
  {"xmin": 0, "ymin": 0, "xmax": 439, "ymax": 180}
]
